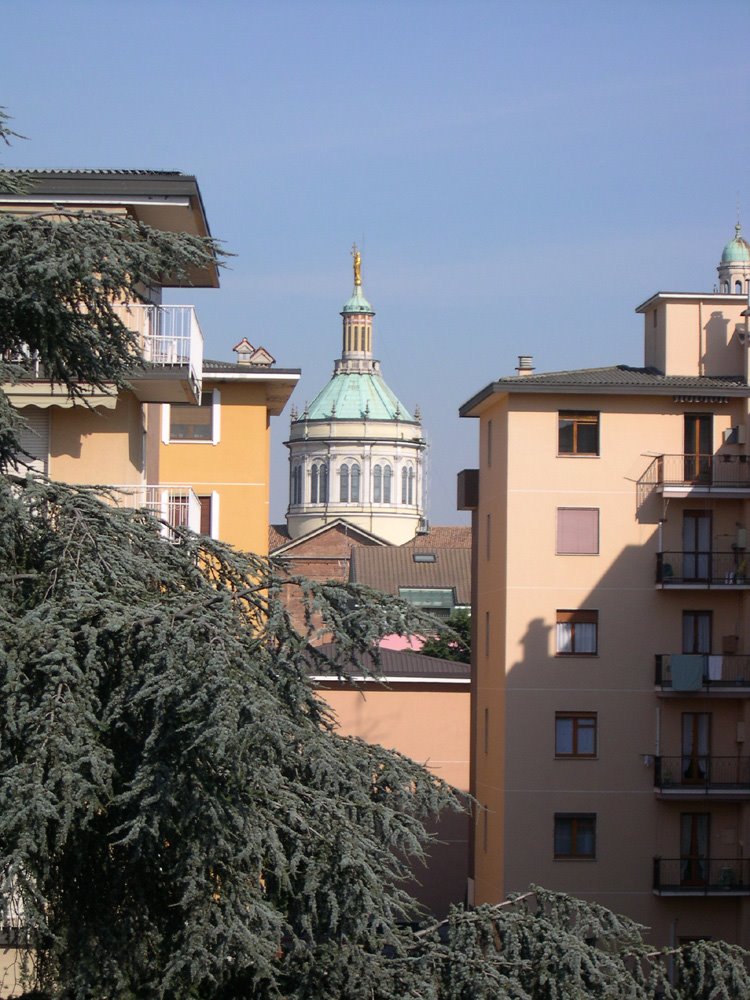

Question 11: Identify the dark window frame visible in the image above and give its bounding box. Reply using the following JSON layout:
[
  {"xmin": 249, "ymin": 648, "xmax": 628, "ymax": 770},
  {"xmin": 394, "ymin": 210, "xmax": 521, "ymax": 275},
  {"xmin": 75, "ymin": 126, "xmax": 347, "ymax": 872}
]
[
  {"xmin": 558, "ymin": 410, "xmax": 600, "ymax": 456},
  {"xmin": 554, "ymin": 813, "xmax": 596, "ymax": 859},
  {"xmin": 555, "ymin": 712, "xmax": 597, "ymax": 757},
  {"xmin": 556, "ymin": 610, "xmax": 598, "ymax": 656}
]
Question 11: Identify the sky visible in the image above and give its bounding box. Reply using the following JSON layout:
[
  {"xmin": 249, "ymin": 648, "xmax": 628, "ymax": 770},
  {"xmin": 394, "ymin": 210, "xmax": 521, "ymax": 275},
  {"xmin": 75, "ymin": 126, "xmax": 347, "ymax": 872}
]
[{"xmin": 3, "ymin": 0, "xmax": 749, "ymax": 525}]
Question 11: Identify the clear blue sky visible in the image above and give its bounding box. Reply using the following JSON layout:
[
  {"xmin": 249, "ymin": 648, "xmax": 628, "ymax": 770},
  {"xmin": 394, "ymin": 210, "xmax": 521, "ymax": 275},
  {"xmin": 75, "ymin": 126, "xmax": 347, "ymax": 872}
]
[{"xmin": 4, "ymin": 0, "xmax": 749, "ymax": 525}]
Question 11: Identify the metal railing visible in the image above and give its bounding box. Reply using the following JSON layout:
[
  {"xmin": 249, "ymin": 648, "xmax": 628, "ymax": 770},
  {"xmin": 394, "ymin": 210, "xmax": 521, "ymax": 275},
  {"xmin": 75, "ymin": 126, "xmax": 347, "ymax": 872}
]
[
  {"xmin": 5, "ymin": 304, "xmax": 204, "ymax": 376},
  {"xmin": 653, "ymin": 453, "xmax": 750, "ymax": 489},
  {"xmin": 653, "ymin": 857, "xmax": 750, "ymax": 894},
  {"xmin": 107, "ymin": 485, "xmax": 201, "ymax": 536},
  {"xmin": 654, "ymin": 755, "xmax": 750, "ymax": 793},
  {"xmin": 113, "ymin": 303, "xmax": 204, "ymax": 379},
  {"xmin": 656, "ymin": 551, "xmax": 749, "ymax": 585},
  {"xmin": 655, "ymin": 653, "xmax": 750, "ymax": 689}
]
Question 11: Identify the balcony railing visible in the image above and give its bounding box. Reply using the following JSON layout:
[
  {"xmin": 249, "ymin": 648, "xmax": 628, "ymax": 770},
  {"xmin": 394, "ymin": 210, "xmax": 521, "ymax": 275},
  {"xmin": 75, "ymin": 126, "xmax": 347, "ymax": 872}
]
[
  {"xmin": 652, "ymin": 453, "xmax": 750, "ymax": 489},
  {"xmin": 654, "ymin": 755, "xmax": 750, "ymax": 794},
  {"xmin": 113, "ymin": 303, "xmax": 204, "ymax": 392},
  {"xmin": 653, "ymin": 857, "xmax": 750, "ymax": 895},
  {"xmin": 656, "ymin": 551, "xmax": 750, "ymax": 587},
  {"xmin": 108, "ymin": 485, "xmax": 201, "ymax": 537},
  {"xmin": 655, "ymin": 653, "xmax": 750, "ymax": 690}
]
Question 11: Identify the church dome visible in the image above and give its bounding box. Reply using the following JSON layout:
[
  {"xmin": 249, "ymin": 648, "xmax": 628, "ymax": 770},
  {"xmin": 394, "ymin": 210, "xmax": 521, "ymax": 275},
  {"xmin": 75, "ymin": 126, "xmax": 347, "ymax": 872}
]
[
  {"xmin": 305, "ymin": 369, "xmax": 414, "ymax": 422},
  {"xmin": 721, "ymin": 224, "xmax": 750, "ymax": 264},
  {"xmin": 341, "ymin": 287, "xmax": 374, "ymax": 315}
]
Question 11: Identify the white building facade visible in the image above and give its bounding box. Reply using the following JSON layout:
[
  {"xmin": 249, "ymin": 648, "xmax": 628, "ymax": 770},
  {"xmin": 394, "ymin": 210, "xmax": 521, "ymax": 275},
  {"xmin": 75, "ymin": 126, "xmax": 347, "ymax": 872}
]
[{"xmin": 285, "ymin": 249, "xmax": 426, "ymax": 544}]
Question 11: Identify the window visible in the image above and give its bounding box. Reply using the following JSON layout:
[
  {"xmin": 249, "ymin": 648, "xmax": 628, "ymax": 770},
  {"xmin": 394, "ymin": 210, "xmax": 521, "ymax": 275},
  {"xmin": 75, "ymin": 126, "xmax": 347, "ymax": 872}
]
[
  {"xmin": 311, "ymin": 462, "xmax": 328, "ymax": 504},
  {"xmin": 291, "ymin": 465, "xmax": 302, "ymax": 505},
  {"xmin": 340, "ymin": 463, "xmax": 350, "ymax": 502},
  {"xmin": 398, "ymin": 587, "xmax": 455, "ymax": 619},
  {"xmin": 558, "ymin": 411, "xmax": 599, "ymax": 456},
  {"xmin": 555, "ymin": 713, "xmax": 597, "ymax": 757},
  {"xmin": 554, "ymin": 814, "xmax": 596, "ymax": 859},
  {"xmin": 487, "ymin": 418, "xmax": 493, "ymax": 467},
  {"xmin": 350, "ymin": 463, "xmax": 361, "ymax": 502},
  {"xmin": 556, "ymin": 610, "xmax": 598, "ymax": 655},
  {"xmin": 556, "ymin": 508, "xmax": 599, "ymax": 554},
  {"xmin": 401, "ymin": 465, "xmax": 414, "ymax": 504},
  {"xmin": 198, "ymin": 495, "xmax": 212, "ymax": 536},
  {"xmin": 383, "ymin": 464, "xmax": 392, "ymax": 503},
  {"xmin": 170, "ymin": 391, "xmax": 215, "ymax": 441},
  {"xmin": 683, "ymin": 611, "xmax": 711, "ymax": 654},
  {"xmin": 373, "ymin": 464, "xmax": 392, "ymax": 503}
]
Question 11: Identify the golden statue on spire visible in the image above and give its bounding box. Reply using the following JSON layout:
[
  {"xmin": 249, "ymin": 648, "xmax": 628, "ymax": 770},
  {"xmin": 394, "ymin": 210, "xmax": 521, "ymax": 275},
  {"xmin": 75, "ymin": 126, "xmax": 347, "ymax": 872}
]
[{"xmin": 351, "ymin": 243, "xmax": 362, "ymax": 287}]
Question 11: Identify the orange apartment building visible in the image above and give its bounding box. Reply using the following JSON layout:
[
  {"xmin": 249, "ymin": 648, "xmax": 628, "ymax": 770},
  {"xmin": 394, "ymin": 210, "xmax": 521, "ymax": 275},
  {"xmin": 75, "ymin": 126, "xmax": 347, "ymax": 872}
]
[
  {"xmin": 1, "ymin": 170, "xmax": 299, "ymax": 996},
  {"xmin": 459, "ymin": 228, "xmax": 750, "ymax": 947},
  {"xmin": 1, "ymin": 171, "xmax": 299, "ymax": 556}
]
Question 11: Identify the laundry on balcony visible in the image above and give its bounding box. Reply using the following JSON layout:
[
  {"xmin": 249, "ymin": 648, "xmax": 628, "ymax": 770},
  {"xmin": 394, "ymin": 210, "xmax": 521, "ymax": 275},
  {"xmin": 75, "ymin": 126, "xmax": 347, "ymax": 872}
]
[
  {"xmin": 707, "ymin": 655, "xmax": 723, "ymax": 681},
  {"xmin": 670, "ymin": 654, "xmax": 704, "ymax": 691}
]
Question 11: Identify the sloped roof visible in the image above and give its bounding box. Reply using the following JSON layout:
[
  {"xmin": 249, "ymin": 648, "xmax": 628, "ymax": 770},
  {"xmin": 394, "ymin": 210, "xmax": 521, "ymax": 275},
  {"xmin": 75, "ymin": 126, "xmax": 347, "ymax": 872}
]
[
  {"xmin": 402, "ymin": 526, "xmax": 472, "ymax": 548},
  {"xmin": 269, "ymin": 518, "xmax": 390, "ymax": 557},
  {"xmin": 203, "ymin": 358, "xmax": 300, "ymax": 375},
  {"xmin": 311, "ymin": 643, "xmax": 470, "ymax": 682},
  {"xmin": 350, "ymin": 546, "xmax": 471, "ymax": 605},
  {"xmin": 269, "ymin": 524, "xmax": 290, "ymax": 551},
  {"xmin": 460, "ymin": 365, "xmax": 749, "ymax": 416}
]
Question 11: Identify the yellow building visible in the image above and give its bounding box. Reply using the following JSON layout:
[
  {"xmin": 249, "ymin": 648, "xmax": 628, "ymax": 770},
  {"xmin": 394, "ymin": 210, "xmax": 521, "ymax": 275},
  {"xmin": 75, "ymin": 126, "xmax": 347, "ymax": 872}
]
[
  {"xmin": 153, "ymin": 349, "xmax": 300, "ymax": 554},
  {"xmin": 1, "ymin": 171, "xmax": 299, "ymax": 556},
  {"xmin": 460, "ymin": 226, "xmax": 750, "ymax": 947}
]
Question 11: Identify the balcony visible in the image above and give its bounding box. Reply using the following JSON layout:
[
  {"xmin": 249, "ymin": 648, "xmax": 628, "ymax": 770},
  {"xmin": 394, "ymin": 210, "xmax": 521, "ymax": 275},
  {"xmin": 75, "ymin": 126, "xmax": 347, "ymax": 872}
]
[
  {"xmin": 113, "ymin": 303, "xmax": 204, "ymax": 403},
  {"xmin": 653, "ymin": 857, "xmax": 750, "ymax": 896},
  {"xmin": 108, "ymin": 485, "xmax": 202, "ymax": 537},
  {"xmin": 640, "ymin": 454, "xmax": 750, "ymax": 499},
  {"xmin": 654, "ymin": 756, "xmax": 750, "ymax": 798},
  {"xmin": 655, "ymin": 653, "xmax": 750, "ymax": 694},
  {"xmin": 656, "ymin": 551, "xmax": 750, "ymax": 588}
]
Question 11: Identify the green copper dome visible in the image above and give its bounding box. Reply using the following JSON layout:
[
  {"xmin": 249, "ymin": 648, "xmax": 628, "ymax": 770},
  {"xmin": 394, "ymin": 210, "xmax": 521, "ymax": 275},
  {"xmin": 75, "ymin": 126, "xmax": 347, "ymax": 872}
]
[
  {"xmin": 721, "ymin": 224, "xmax": 750, "ymax": 264},
  {"xmin": 341, "ymin": 287, "xmax": 375, "ymax": 315},
  {"xmin": 303, "ymin": 370, "xmax": 414, "ymax": 422}
]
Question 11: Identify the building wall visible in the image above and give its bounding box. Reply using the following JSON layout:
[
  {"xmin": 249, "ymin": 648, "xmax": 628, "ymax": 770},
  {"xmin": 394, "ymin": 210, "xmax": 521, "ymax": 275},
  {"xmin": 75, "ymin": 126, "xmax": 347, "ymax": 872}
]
[
  {"xmin": 643, "ymin": 297, "xmax": 746, "ymax": 378},
  {"xmin": 48, "ymin": 392, "xmax": 144, "ymax": 485},
  {"xmin": 158, "ymin": 380, "xmax": 272, "ymax": 555},
  {"xmin": 472, "ymin": 376, "xmax": 750, "ymax": 945},
  {"xmin": 320, "ymin": 682, "xmax": 470, "ymax": 915}
]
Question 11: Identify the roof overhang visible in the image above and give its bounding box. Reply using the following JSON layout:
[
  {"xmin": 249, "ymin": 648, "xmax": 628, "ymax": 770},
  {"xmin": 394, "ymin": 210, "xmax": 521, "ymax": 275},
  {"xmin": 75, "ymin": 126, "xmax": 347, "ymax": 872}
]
[
  {"xmin": 0, "ymin": 171, "xmax": 220, "ymax": 288},
  {"xmin": 202, "ymin": 368, "xmax": 301, "ymax": 416},
  {"xmin": 460, "ymin": 380, "xmax": 750, "ymax": 418},
  {"xmin": 635, "ymin": 291, "xmax": 747, "ymax": 312}
]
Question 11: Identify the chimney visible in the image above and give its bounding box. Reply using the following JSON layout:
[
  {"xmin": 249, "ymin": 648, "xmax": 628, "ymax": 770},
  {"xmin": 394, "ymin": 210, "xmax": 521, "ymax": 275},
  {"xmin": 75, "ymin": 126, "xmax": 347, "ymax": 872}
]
[{"xmin": 516, "ymin": 355, "xmax": 535, "ymax": 376}]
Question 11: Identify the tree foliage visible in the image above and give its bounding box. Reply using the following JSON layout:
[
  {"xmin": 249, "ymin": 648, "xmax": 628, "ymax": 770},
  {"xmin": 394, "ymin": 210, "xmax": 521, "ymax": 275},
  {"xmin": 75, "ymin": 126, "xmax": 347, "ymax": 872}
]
[
  {"xmin": 0, "ymin": 477, "xmax": 461, "ymax": 999},
  {"xmin": 420, "ymin": 609, "xmax": 471, "ymax": 663},
  {"xmin": 1, "ymin": 109, "xmax": 749, "ymax": 998}
]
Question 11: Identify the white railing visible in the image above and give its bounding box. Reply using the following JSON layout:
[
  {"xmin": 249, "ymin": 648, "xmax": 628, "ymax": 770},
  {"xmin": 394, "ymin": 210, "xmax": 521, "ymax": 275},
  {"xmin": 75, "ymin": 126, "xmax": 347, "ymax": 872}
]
[
  {"xmin": 113, "ymin": 303, "xmax": 204, "ymax": 386},
  {"xmin": 107, "ymin": 484, "xmax": 202, "ymax": 536}
]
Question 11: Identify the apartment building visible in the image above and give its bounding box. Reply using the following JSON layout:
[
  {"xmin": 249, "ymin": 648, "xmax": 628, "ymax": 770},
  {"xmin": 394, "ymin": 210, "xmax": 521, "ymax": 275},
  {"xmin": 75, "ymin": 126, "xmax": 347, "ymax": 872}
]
[
  {"xmin": 459, "ymin": 228, "xmax": 750, "ymax": 946},
  {"xmin": 1, "ymin": 171, "xmax": 299, "ymax": 555}
]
